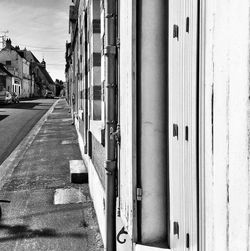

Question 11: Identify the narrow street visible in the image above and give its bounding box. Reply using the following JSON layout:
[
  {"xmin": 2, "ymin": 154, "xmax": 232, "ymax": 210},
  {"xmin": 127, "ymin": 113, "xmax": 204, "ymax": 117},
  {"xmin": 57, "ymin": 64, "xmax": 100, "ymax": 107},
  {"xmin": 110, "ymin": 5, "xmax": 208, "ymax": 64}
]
[
  {"xmin": 0, "ymin": 99, "xmax": 55, "ymax": 165},
  {"xmin": 0, "ymin": 99, "xmax": 103, "ymax": 250},
  {"xmin": 0, "ymin": 0, "xmax": 248, "ymax": 250}
]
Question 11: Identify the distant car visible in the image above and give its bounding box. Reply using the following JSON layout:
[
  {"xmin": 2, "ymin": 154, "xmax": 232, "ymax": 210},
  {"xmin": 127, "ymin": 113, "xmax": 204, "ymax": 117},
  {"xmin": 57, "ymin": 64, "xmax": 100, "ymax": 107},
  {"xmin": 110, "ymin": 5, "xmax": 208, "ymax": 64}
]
[
  {"xmin": 45, "ymin": 90, "xmax": 55, "ymax": 99},
  {"xmin": 0, "ymin": 91, "xmax": 12, "ymax": 104},
  {"xmin": 10, "ymin": 92, "xmax": 19, "ymax": 103}
]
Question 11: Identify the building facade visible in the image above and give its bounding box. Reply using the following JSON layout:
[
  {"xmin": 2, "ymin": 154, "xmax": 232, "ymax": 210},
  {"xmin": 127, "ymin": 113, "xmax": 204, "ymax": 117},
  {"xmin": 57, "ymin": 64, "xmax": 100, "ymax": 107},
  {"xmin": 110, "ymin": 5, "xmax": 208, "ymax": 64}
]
[
  {"xmin": 0, "ymin": 63, "xmax": 18, "ymax": 93},
  {"xmin": 32, "ymin": 60, "xmax": 55, "ymax": 97},
  {"xmin": 0, "ymin": 40, "xmax": 55, "ymax": 98},
  {"xmin": 66, "ymin": 1, "xmax": 250, "ymax": 251},
  {"xmin": 19, "ymin": 50, "xmax": 55, "ymax": 97},
  {"xmin": 0, "ymin": 39, "xmax": 32, "ymax": 98}
]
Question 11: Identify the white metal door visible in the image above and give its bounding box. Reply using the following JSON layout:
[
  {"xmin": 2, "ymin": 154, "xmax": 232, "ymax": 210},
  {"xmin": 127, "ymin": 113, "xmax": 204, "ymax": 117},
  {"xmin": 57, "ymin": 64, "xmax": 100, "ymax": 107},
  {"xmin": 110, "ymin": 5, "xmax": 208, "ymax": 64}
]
[{"xmin": 169, "ymin": 0, "xmax": 199, "ymax": 250}]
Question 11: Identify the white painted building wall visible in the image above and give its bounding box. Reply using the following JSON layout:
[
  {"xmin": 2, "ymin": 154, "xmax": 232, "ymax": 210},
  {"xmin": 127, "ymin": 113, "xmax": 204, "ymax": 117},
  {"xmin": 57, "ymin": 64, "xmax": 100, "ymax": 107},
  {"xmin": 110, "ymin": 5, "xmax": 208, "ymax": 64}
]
[
  {"xmin": 75, "ymin": 0, "xmax": 107, "ymax": 245},
  {"xmin": 70, "ymin": 0, "xmax": 250, "ymax": 250},
  {"xmin": 0, "ymin": 50, "xmax": 22, "ymax": 79},
  {"xmin": 119, "ymin": 0, "xmax": 136, "ymax": 238},
  {"xmin": 202, "ymin": 0, "xmax": 250, "ymax": 250},
  {"xmin": 0, "ymin": 50, "xmax": 31, "ymax": 98},
  {"xmin": 5, "ymin": 76, "xmax": 13, "ymax": 92},
  {"xmin": 118, "ymin": 0, "xmax": 250, "ymax": 250},
  {"xmin": 22, "ymin": 59, "xmax": 31, "ymax": 97}
]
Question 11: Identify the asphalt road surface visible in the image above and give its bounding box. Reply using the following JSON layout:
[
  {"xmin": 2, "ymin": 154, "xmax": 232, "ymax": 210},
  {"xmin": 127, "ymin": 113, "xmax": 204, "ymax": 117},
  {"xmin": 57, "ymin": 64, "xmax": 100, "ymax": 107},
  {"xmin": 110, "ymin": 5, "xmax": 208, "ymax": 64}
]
[{"xmin": 0, "ymin": 99, "xmax": 55, "ymax": 165}]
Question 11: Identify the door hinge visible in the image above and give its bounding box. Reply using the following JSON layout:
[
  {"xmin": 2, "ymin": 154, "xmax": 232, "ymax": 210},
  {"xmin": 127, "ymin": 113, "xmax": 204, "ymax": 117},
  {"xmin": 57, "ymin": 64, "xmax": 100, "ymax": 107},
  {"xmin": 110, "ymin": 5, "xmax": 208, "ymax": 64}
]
[
  {"xmin": 136, "ymin": 188, "xmax": 143, "ymax": 201},
  {"xmin": 185, "ymin": 126, "xmax": 189, "ymax": 141},
  {"xmin": 173, "ymin": 24, "xmax": 179, "ymax": 40},
  {"xmin": 110, "ymin": 125, "xmax": 120, "ymax": 144},
  {"xmin": 105, "ymin": 160, "xmax": 116, "ymax": 175},
  {"xmin": 186, "ymin": 17, "xmax": 190, "ymax": 33},
  {"xmin": 173, "ymin": 124, "xmax": 179, "ymax": 139},
  {"xmin": 173, "ymin": 221, "xmax": 179, "ymax": 239},
  {"xmin": 116, "ymin": 38, "xmax": 120, "ymax": 49}
]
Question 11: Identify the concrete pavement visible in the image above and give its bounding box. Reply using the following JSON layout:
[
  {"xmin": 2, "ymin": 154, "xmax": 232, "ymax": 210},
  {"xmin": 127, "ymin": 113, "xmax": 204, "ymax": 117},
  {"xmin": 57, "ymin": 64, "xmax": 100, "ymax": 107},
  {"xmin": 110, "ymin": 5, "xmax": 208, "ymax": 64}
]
[{"xmin": 0, "ymin": 98, "xmax": 103, "ymax": 251}]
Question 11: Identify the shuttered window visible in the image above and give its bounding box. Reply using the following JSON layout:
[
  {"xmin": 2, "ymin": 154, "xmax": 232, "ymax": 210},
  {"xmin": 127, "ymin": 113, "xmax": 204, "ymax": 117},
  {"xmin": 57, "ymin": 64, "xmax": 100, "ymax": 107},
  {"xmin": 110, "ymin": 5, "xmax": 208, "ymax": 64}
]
[{"xmin": 168, "ymin": 0, "xmax": 199, "ymax": 250}]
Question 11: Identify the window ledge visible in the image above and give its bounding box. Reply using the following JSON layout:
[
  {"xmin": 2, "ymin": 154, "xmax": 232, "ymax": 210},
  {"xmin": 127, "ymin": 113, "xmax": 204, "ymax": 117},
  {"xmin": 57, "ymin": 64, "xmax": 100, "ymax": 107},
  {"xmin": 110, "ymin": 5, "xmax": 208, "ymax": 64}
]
[{"xmin": 90, "ymin": 120, "xmax": 105, "ymax": 145}]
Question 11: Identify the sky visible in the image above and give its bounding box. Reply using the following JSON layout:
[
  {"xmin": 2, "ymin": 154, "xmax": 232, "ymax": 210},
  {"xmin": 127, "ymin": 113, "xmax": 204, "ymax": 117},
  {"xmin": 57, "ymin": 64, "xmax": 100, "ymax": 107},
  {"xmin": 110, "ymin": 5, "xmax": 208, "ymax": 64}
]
[{"xmin": 0, "ymin": 0, "xmax": 71, "ymax": 81}]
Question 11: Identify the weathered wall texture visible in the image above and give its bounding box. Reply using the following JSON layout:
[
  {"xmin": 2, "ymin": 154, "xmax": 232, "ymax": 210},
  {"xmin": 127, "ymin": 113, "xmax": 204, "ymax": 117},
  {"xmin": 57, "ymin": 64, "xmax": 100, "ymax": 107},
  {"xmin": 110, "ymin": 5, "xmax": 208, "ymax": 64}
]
[
  {"xmin": 0, "ymin": 50, "xmax": 31, "ymax": 97},
  {"xmin": 91, "ymin": 134, "xmax": 105, "ymax": 187},
  {"xmin": 119, "ymin": 0, "xmax": 136, "ymax": 238},
  {"xmin": 0, "ymin": 50, "xmax": 22, "ymax": 78},
  {"xmin": 70, "ymin": 0, "xmax": 250, "ymax": 250},
  {"xmin": 204, "ymin": 1, "xmax": 250, "ymax": 250},
  {"xmin": 22, "ymin": 79, "xmax": 30, "ymax": 98}
]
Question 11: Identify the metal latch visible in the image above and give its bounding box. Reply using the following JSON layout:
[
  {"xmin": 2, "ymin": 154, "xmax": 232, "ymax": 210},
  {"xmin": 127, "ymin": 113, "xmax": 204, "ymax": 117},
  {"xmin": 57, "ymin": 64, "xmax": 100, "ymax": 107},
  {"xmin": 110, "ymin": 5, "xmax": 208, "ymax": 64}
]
[{"xmin": 136, "ymin": 188, "xmax": 142, "ymax": 201}]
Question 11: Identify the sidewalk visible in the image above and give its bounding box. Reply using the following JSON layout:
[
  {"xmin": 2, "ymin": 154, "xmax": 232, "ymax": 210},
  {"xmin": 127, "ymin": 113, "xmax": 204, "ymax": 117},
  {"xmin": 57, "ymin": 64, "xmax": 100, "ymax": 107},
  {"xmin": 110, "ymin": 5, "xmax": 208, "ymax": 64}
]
[{"xmin": 0, "ymin": 99, "xmax": 103, "ymax": 251}]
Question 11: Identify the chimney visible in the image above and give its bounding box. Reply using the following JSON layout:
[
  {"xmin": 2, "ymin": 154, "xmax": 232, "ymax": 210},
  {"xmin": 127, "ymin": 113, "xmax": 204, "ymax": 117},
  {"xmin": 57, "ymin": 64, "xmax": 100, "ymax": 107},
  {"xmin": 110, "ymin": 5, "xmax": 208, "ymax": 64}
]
[
  {"xmin": 5, "ymin": 39, "xmax": 12, "ymax": 49},
  {"xmin": 41, "ymin": 58, "xmax": 46, "ymax": 69}
]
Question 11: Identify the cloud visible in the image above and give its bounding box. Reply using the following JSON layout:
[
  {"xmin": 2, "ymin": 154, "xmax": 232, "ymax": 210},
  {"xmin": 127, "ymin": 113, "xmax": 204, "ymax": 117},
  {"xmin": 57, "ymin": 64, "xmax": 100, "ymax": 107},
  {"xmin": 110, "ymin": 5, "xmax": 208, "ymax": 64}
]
[{"xmin": 0, "ymin": 0, "xmax": 71, "ymax": 80}]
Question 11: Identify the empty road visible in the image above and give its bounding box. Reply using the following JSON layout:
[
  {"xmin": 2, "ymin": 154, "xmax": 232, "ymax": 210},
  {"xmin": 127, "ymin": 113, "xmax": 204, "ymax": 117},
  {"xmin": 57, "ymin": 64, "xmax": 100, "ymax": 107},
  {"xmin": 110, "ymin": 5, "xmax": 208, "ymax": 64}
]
[{"xmin": 0, "ymin": 99, "xmax": 55, "ymax": 165}]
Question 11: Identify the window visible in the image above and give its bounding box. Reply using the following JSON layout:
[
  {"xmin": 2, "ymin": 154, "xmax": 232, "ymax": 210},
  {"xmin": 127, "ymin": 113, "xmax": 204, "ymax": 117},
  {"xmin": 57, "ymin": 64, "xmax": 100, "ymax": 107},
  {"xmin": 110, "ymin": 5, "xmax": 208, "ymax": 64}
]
[
  {"xmin": 6, "ymin": 61, "xmax": 11, "ymax": 66},
  {"xmin": 88, "ymin": 0, "xmax": 104, "ymax": 144}
]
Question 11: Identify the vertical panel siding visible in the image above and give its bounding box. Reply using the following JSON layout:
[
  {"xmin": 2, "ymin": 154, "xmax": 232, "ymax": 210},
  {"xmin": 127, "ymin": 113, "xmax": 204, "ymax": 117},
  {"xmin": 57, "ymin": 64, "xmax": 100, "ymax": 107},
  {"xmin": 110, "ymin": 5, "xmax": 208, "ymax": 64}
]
[
  {"xmin": 119, "ymin": 0, "xmax": 135, "ymax": 237},
  {"xmin": 169, "ymin": 0, "xmax": 184, "ymax": 247},
  {"xmin": 203, "ymin": 0, "xmax": 215, "ymax": 249},
  {"xmin": 184, "ymin": 1, "xmax": 198, "ymax": 250}
]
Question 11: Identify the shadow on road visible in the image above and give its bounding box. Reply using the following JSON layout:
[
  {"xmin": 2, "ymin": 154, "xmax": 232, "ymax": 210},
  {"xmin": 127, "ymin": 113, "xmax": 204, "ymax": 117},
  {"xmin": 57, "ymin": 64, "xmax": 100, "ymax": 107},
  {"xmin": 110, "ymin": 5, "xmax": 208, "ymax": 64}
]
[
  {"xmin": 0, "ymin": 115, "xmax": 9, "ymax": 121},
  {"xmin": 0, "ymin": 102, "xmax": 43, "ymax": 110},
  {"xmin": 0, "ymin": 223, "xmax": 85, "ymax": 242}
]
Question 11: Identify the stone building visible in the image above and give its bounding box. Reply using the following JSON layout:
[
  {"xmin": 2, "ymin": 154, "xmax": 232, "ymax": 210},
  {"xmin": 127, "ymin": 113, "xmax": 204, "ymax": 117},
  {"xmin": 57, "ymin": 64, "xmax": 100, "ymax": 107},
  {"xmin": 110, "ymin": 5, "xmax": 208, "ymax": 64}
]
[
  {"xmin": 66, "ymin": 1, "xmax": 250, "ymax": 251},
  {"xmin": 19, "ymin": 49, "xmax": 55, "ymax": 97},
  {"xmin": 31, "ymin": 59, "xmax": 55, "ymax": 97},
  {"xmin": 0, "ymin": 40, "xmax": 55, "ymax": 98},
  {"xmin": 0, "ymin": 39, "xmax": 32, "ymax": 98}
]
